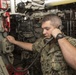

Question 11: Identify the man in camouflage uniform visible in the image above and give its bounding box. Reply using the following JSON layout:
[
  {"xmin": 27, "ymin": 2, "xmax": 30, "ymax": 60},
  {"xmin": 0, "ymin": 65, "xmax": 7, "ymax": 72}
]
[
  {"xmin": 32, "ymin": 36, "xmax": 76, "ymax": 75},
  {"xmin": 6, "ymin": 14, "xmax": 76, "ymax": 75}
]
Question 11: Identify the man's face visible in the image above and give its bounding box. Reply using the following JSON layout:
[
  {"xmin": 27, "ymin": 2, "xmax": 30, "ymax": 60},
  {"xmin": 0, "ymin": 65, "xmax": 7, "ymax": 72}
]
[{"xmin": 42, "ymin": 21, "xmax": 55, "ymax": 38}]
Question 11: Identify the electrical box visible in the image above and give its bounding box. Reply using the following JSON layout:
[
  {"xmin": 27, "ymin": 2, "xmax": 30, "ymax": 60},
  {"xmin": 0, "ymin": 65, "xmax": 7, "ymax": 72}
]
[{"xmin": 0, "ymin": 0, "xmax": 8, "ymax": 9}]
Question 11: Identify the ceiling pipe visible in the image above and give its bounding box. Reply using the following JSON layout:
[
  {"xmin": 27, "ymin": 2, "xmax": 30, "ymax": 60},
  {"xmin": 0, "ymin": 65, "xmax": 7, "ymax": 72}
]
[{"xmin": 45, "ymin": 0, "xmax": 76, "ymax": 7}]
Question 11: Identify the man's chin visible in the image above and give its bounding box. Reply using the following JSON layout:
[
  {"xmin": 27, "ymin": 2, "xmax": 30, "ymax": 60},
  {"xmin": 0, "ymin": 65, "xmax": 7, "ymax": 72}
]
[{"xmin": 45, "ymin": 37, "xmax": 51, "ymax": 39}]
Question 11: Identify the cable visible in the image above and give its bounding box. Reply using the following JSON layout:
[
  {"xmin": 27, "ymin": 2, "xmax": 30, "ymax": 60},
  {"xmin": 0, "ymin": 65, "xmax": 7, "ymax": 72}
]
[{"xmin": 8, "ymin": 37, "xmax": 54, "ymax": 72}]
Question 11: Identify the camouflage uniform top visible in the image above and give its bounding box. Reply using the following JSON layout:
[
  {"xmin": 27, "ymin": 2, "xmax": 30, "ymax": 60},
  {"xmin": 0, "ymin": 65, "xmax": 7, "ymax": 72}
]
[{"xmin": 32, "ymin": 36, "xmax": 76, "ymax": 75}]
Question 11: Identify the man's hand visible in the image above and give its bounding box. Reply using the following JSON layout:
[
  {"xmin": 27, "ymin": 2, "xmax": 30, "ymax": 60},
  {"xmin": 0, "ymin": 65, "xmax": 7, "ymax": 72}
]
[
  {"xmin": 51, "ymin": 28, "xmax": 62, "ymax": 38},
  {"xmin": 6, "ymin": 36, "xmax": 16, "ymax": 44}
]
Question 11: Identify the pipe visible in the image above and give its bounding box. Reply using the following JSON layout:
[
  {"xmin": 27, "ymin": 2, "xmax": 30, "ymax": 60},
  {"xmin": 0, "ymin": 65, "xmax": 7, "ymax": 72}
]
[
  {"xmin": 45, "ymin": 0, "xmax": 76, "ymax": 7},
  {"xmin": 10, "ymin": 0, "xmax": 15, "ymax": 13}
]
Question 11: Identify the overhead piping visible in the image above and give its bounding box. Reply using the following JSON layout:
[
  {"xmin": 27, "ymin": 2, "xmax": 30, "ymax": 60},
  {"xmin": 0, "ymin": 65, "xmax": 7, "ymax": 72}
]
[{"xmin": 45, "ymin": 0, "xmax": 76, "ymax": 7}]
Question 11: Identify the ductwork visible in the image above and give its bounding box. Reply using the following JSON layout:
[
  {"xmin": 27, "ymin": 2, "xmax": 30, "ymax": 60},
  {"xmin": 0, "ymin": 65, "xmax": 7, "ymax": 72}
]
[{"xmin": 45, "ymin": 0, "xmax": 76, "ymax": 7}]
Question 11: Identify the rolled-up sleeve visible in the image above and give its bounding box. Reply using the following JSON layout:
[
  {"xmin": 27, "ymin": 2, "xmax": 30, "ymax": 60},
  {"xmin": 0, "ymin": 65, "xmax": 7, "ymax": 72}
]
[
  {"xmin": 32, "ymin": 37, "xmax": 44, "ymax": 53},
  {"xmin": 66, "ymin": 36, "xmax": 76, "ymax": 47}
]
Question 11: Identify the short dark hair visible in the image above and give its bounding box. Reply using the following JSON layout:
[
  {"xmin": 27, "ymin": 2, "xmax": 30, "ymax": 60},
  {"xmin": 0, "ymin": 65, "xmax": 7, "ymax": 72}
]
[{"xmin": 42, "ymin": 14, "xmax": 62, "ymax": 28}]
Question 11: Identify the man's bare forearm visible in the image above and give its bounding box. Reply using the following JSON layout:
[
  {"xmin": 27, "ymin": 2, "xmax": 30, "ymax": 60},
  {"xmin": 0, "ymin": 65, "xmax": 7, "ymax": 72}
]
[
  {"xmin": 58, "ymin": 37, "xmax": 76, "ymax": 69},
  {"xmin": 13, "ymin": 40, "xmax": 33, "ymax": 51},
  {"xmin": 6, "ymin": 35, "xmax": 33, "ymax": 51},
  {"xmin": 52, "ymin": 29, "xmax": 76, "ymax": 70}
]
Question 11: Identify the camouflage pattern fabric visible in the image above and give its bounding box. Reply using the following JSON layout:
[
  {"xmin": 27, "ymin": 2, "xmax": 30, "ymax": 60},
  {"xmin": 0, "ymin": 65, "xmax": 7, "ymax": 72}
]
[{"xmin": 32, "ymin": 36, "xmax": 76, "ymax": 75}]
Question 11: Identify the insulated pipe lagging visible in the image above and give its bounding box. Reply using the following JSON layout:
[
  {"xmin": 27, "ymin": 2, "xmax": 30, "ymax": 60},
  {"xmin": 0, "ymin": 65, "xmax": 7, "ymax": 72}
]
[{"xmin": 45, "ymin": 0, "xmax": 76, "ymax": 7}]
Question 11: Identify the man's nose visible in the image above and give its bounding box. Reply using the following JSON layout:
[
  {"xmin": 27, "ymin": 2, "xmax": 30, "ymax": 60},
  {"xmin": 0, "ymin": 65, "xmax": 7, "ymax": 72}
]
[{"xmin": 43, "ymin": 29, "xmax": 46, "ymax": 34}]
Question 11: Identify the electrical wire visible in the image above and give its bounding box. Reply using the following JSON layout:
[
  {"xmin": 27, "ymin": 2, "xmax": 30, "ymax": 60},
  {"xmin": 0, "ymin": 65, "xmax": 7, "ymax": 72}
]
[{"xmin": 6, "ymin": 37, "xmax": 54, "ymax": 72}]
